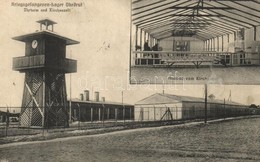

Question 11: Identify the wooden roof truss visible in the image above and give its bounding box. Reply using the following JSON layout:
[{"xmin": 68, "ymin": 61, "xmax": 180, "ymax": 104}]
[{"xmin": 132, "ymin": 0, "xmax": 260, "ymax": 40}]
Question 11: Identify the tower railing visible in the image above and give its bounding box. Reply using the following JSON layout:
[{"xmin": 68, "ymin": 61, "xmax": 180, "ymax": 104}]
[
  {"xmin": 13, "ymin": 55, "xmax": 77, "ymax": 73},
  {"xmin": 13, "ymin": 55, "xmax": 45, "ymax": 70}
]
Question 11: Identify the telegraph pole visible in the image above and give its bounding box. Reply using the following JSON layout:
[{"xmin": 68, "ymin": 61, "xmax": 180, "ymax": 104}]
[{"xmin": 204, "ymin": 84, "xmax": 208, "ymax": 124}]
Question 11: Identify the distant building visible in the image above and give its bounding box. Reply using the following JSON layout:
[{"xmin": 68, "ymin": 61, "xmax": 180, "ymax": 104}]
[
  {"xmin": 70, "ymin": 91, "xmax": 134, "ymax": 122},
  {"xmin": 135, "ymin": 93, "xmax": 249, "ymax": 121},
  {"xmin": 0, "ymin": 110, "xmax": 19, "ymax": 123},
  {"xmin": 70, "ymin": 100, "xmax": 134, "ymax": 122}
]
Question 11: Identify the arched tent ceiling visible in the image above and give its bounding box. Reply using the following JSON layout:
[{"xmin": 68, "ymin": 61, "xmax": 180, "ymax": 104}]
[{"xmin": 132, "ymin": 0, "xmax": 260, "ymax": 41}]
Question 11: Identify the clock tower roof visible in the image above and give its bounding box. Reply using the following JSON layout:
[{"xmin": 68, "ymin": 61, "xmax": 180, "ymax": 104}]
[
  {"xmin": 12, "ymin": 19, "xmax": 79, "ymax": 45},
  {"xmin": 12, "ymin": 30, "xmax": 79, "ymax": 45}
]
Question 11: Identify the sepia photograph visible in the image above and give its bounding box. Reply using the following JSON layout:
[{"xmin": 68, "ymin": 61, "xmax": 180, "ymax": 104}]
[
  {"xmin": 0, "ymin": 0, "xmax": 260, "ymax": 161},
  {"xmin": 130, "ymin": 0, "xmax": 260, "ymax": 84}
]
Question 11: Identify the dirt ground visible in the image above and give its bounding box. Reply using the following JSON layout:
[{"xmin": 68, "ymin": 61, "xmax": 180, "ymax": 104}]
[
  {"xmin": 130, "ymin": 66, "xmax": 260, "ymax": 84},
  {"xmin": 0, "ymin": 117, "xmax": 259, "ymax": 162}
]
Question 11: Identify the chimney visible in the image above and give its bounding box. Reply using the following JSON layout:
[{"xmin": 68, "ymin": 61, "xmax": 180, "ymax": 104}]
[
  {"xmin": 84, "ymin": 90, "xmax": 89, "ymax": 101},
  {"xmin": 94, "ymin": 92, "xmax": 99, "ymax": 102},
  {"xmin": 101, "ymin": 97, "xmax": 105, "ymax": 102},
  {"xmin": 79, "ymin": 93, "xmax": 84, "ymax": 101}
]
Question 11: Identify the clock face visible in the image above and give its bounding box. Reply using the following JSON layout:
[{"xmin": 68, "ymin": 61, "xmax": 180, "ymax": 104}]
[{"xmin": 32, "ymin": 40, "xmax": 38, "ymax": 49}]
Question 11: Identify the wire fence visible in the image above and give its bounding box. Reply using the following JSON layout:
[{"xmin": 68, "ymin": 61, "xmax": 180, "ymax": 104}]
[{"xmin": 0, "ymin": 105, "xmax": 260, "ymax": 137}]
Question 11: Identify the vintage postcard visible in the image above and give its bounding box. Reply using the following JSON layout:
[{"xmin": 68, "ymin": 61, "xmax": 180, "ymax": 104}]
[{"xmin": 0, "ymin": 0, "xmax": 260, "ymax": 162}]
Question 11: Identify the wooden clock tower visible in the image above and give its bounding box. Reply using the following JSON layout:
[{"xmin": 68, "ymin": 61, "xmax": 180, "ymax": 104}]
[{"xmin": 12, "ymin": 19, "xmax": 79, "ymax": 128}]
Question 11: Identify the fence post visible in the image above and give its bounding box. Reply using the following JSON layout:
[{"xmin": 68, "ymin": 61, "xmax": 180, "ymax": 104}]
[
  {"xmin": 224, "ymin": 99, "xmax": 226, "ymax": 120},
  {"xmin": 123, "ymin": 106, "xmax": 125, "ymax": 124},
  {"xmin": 176, "ymin": 106, "xmax": 178, "ymax": 119},
  {"xmin": 42, "ymin": 106, "xmax": 45, "ymax": 135},
  {"xmin": 153, "ymin": 105, "xmax": 156, "ymax": 121},
  {"xmin": 77, "ymin": 104, "xmax": 80, "ymax": 129},
  {"xmin": 28, "ymin": 107, "xmax": 31, "ymax": 134},
  {"xmin": 107, "ymin": 107, "xmax": 110, "ymax": 120},
  {"xmin": 5, "ymin": 108, "xmax": 9, "ymax": 137},
  {"xmin": 115, "ymin": 108, "xmax": 118, "ymax": 126},
  {"xmin": 98, "ymin": 107, "xmax": 101, "ymax": 121},
  {"xmin": 91, "ymin": 107, "xmax": 93, "ymax": 123},
  {"xmin": 130, "ymin": 107, "xmax": 132, "ymax": 121},
  {"xmin": 102, "ymin": 105, "xmax": 105, "ymax": 127}
]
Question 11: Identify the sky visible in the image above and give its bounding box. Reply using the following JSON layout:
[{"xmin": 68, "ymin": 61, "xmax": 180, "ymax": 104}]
[{"xmin": 0, "ymin": 0, "xmax": 260, "ymax": 109}]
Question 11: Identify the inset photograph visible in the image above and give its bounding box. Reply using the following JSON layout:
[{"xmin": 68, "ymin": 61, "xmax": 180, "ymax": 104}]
[{"xmin": 130, "ymin": 0, "xmax": 260, "ymax": 84}]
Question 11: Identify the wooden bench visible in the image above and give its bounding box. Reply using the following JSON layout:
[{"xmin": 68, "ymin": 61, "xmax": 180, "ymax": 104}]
[
  {"xmin": 161, "ymin": 55, "xmax": 225, "ymax": 68},
  {"xmin": 132, "ymin": 51, "xmax": 230, "ymax": 68}
]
